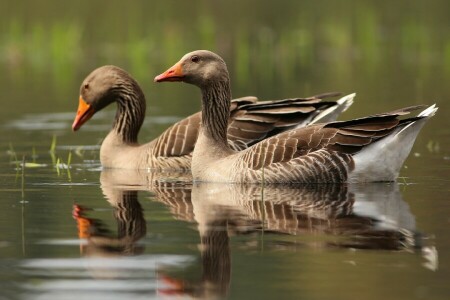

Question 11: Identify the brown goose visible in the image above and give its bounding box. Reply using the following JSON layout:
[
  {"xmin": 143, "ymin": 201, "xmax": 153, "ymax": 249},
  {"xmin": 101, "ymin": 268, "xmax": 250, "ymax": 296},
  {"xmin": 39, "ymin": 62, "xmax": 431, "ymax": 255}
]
[
  {"xmin": 72, "ymin": 65, "xmax": 353, "ymax": 170},
  {"xmin": 154, "ymin": 50, "xmax": 438, "ymax": 183}
]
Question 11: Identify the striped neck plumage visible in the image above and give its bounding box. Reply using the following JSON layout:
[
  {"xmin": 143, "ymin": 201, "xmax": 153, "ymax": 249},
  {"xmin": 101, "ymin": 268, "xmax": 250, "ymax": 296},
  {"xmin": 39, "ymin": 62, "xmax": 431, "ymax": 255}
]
[
  {"xmin": 114, "ymin": 190, "xmax": 146, "ymax": 241},
  {"xmin": 200, "ymin": 80, "xmax": 231, "ymax": 146},
  {"xmin": 112, "ymin": 83, "xmax": 146, "ymax": 144}
]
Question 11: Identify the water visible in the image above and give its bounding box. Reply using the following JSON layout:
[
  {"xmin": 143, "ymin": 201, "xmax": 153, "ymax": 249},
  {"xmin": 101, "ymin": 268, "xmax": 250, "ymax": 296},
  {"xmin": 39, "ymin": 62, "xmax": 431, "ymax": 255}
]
[
  {"xmin": 1, "ymin": 1, "xmax": 449, "ymax": 299},
  {"xmin": 0, "ymin": 163, "xmax": 446, "ymax": 299}
]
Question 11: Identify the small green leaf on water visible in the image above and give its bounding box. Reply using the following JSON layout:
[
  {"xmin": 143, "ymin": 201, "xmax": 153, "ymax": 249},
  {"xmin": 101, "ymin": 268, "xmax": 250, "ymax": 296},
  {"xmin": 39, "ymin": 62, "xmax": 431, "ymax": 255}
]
[{"xmin": 23, "ymin": 162, "xmax": 47, "ymax": 168}]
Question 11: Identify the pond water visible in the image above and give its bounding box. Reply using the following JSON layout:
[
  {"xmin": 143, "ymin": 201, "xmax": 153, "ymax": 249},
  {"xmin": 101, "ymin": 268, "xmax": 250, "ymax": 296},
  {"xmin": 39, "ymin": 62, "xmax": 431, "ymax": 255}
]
[{"xmin": 1, "ymin": 1, "xmax": 449, "ymax": 299}]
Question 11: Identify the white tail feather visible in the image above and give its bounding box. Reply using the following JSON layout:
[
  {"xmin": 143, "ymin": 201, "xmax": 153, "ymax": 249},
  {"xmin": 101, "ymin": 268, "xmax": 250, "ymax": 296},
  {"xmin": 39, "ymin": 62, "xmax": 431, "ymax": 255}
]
[
  {"xmin": 309, "ymin": 93, "xmax": 355, "ymax": 124},
  {"xmin": 418, "ymin": 104, "xmax": 438, "ymax": 117},
  {"xmin": 397, "ymin": 104, "xmax": 438, "ymax": 136},
  {"xmin": 349, "ymin": 104, "xmax": 438, "ymax": 183}
]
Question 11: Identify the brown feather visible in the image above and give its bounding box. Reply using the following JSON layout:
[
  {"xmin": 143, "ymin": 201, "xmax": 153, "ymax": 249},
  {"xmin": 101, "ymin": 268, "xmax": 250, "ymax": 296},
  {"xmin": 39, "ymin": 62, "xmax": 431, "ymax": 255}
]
[
  {"xmin": 226, "ymin": 95, "xmax": 342, "ymax": 151},
  {"xmin": 237, "ymin": 104, "xmax": 429, "ymax": 173},
  {"xmin": 152, "ymin": 112, "xmax": 201, "ymax": 157}
]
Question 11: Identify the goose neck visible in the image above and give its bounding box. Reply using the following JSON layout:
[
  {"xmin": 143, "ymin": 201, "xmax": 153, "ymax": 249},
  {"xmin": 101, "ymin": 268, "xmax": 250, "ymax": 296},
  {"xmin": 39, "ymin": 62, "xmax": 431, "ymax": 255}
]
[
  {"xmin": 112, "ymin": 83, "xmax": 146, "ymax": 144},
  {"xmin": 200, "ymin": 80, "xmax": 231, "ymax": 147}
]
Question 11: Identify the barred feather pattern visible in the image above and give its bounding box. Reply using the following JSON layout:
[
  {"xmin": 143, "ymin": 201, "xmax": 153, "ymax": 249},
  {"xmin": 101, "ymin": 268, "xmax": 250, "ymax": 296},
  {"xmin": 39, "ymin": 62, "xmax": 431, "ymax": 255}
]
[
  {"xmin": 232, "ymin": 148, "xmax": 354, "ymax": 183},
  {"xmin": 152, "ymin": 182, "xmax": 194, "ymax": 222},
  {"xmin": 149, "ymin": 181, "xmax": 419, "ymax": 250},
  {"xmin": 223, "ymin": 106, "xmax": 431, "ymax": 183},
  {"xmin": 227, "ymin": 124, "xmax": 356, "ymax": 183},
  {"xmin": 145, "ymin": 113, "xmax": 199, "ymax": 170},
  {"xmin": 153, "ymin": 183, "xmax": 354, "ymax": 232},
  {"xmin": 110, "ymin": 71, "xmax": 146, "ymax": 144},
  {"xmin": 114, "ymin": 190, "xmax": 147, "ymax": 244},
  {"xmin": 201, "ymin": 80, "xmax": 232, "ymax": 146}
]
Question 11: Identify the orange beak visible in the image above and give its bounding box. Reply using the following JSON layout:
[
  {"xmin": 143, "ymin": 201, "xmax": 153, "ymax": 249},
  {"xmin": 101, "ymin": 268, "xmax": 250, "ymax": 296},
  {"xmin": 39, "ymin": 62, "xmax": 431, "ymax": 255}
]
[
  {"xmin": 72, "ymin": 96, "xmax": 95, "ymax": 131},
  {"xmin": 154, "ymin": 61, "xmax": 185, "ymax": 82}
]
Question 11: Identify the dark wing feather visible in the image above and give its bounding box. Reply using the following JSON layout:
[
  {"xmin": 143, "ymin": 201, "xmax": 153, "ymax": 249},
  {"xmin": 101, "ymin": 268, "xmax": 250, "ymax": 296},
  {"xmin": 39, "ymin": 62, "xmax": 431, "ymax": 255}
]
[
  {"xmin": 238, "ymin": 106, "xmax": 426, "ymax": 170},
  {"xmin": 227, "ymin": 93, "xmax": 342, "ymax": 150}
]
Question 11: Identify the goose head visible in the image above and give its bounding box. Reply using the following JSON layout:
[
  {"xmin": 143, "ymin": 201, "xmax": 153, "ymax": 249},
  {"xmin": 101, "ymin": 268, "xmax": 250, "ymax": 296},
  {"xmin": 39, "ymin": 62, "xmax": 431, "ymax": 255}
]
[
  {"xmin": 154, "ymin": 50, "xmax": 230, "ymax": 87},
  {"xmin": 72, "ymin": 65, "xmax": 135, "ymax": 131}
]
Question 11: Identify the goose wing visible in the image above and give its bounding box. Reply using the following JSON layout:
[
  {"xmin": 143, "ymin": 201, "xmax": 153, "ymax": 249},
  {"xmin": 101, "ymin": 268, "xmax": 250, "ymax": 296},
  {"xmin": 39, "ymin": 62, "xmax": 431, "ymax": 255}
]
[
  {"xmin": 227, "ymin": 93, "xmax": 344, "ymax": 150},
  {"xmin": 237, "ymin": 105, "xmax": 427, "ymax": 170},
  {"xmin": 151, "ymin": 112, "xmax": 202, "ymax": 157}
]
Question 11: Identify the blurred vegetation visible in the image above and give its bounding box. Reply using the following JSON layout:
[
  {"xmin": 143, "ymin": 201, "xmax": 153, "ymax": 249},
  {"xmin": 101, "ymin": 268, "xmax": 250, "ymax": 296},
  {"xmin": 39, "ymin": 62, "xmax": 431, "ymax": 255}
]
[
  {"xmin": 0, "ymin": 0, "xmax": 448, "ymax": 133},
  {"xmin": 1, "ymin": 0, "xmax": 449, "ymax": 95}
]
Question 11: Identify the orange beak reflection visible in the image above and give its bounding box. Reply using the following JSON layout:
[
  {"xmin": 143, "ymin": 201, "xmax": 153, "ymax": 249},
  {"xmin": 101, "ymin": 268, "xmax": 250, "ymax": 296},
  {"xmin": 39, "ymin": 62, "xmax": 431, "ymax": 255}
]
[
  {"xmin": 72, "ymin": 96, "xmax": 94, "ymax": 131},
  {"xmin": 154, "ymin": 62, "xmax": 184, "ymax": 82}
]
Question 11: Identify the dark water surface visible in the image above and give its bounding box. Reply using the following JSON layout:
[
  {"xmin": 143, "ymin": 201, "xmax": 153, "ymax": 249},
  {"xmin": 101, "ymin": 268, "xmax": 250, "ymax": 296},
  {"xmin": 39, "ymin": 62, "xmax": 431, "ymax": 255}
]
[{"xmin": 1, "ymin": 1, "xmax": 449, "ymax": 299}]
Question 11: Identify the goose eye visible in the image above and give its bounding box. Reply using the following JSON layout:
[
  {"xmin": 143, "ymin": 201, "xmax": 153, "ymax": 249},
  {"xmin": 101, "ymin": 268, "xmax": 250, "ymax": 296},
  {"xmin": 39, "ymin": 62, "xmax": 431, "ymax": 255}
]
[
  {"xmin": 84, "ymin": 83, "xmax": 89, "ymax": 90},
  {"xmin": 190, "ymin": 55, "xmax": 200, "ymax": 63}
]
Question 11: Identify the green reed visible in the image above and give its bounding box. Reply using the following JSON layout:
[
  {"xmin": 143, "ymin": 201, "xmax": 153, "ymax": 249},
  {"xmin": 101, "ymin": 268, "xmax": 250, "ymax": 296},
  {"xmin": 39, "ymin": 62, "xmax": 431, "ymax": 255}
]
[
  {"xmin": 21, "ymin": 156, "xmax": 25, "ymax": 199},
  {"xmin": 8, "ymin": 143, "xmax": 19, "ymax": 169},
  {"xmin": 9, "ymin": 136, "xmax": 73, "ymax": 180},
  {"xmin": 49, "ymin": 135, "xmax": 57, "ymax": 166}
]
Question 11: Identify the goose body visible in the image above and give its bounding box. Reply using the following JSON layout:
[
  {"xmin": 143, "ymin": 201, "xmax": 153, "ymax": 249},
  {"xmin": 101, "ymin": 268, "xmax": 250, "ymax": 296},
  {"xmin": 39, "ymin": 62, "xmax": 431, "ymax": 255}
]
[
  {"xmin": 155, "ymin": 50, "xmax": 437, "ymax": 183},
  {"xmin": 72, "ymin": 65, "xmax": 353, "ymax": 170}
]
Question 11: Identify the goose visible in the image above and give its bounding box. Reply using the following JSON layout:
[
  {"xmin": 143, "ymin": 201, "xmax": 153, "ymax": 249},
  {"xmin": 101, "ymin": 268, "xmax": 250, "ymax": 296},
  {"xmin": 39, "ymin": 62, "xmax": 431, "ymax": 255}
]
[
  {"xmin": 72, "ymin": 65, "xmax": 353, "ymax": 170},
  {"xmin": 154, "ymin": 50, "xmax": 438, "ymax": 183}
]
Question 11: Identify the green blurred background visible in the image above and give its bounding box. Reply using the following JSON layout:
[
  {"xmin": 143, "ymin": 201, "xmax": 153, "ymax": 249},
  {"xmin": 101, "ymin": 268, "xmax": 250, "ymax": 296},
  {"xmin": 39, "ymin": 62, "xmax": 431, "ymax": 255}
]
[{"xmin": 1, "ymin": 0, "xmax": 448, "ymax": 119}]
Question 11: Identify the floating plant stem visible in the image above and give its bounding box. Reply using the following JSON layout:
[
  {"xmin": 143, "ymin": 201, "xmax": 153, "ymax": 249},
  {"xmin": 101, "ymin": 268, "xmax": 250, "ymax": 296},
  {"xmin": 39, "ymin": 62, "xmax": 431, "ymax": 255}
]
[
  {"xmin": 21, "ymin": 156, "xmax": 25, "ymax": 199},
  {"xmin": 56, "ymin": 157, "xmax": 61, "ymax": 176},
  {"xmin": 50, "ymin": 135, "xmax": 57, "ymax": 152},
  {"xmin": 67, "ymin": 167, "xmax": 72, "ymax": 181},
  {"xmin": 50, "ymin": 135, "xmax": 57, "ymax": 165},
  {"xmin": 67, "ymin": 151, "xmax": 72, "ymax": 167},
  {"xmin": 66, "ymin": 151, "xmax": 72, "ymax": 181}
]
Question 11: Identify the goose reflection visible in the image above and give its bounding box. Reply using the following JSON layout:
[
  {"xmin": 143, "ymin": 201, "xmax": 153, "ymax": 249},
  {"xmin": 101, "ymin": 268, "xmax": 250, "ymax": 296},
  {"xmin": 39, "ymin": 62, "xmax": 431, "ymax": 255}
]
[
  {"xmin": 73, "ymin": 185, "xmax": 146, "ymax": 257},
  {"xmin": 153, "ymin": 182, "xmax": 430, "ymax": 298},
  {"xmin": 73, "ymin": 169, "xmax": 435, "ymax": 298},
  {"xmin": 157, "ymin": 183, "xmax": 420, "ymax": 251},
  {"xmin": 73, "ymin": 169, "xmax": 193, "ymax": 258}
]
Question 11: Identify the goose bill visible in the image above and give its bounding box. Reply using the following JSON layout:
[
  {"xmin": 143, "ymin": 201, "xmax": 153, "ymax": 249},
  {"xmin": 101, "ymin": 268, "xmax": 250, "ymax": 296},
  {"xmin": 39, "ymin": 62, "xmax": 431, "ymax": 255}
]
[
  {"xmin": 72, "ymin": 96, "xmax": 94, "ymax": 131},
  {"xmin": 154, "ymin": 62, "xmax": 184, "ymax": 82}
]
